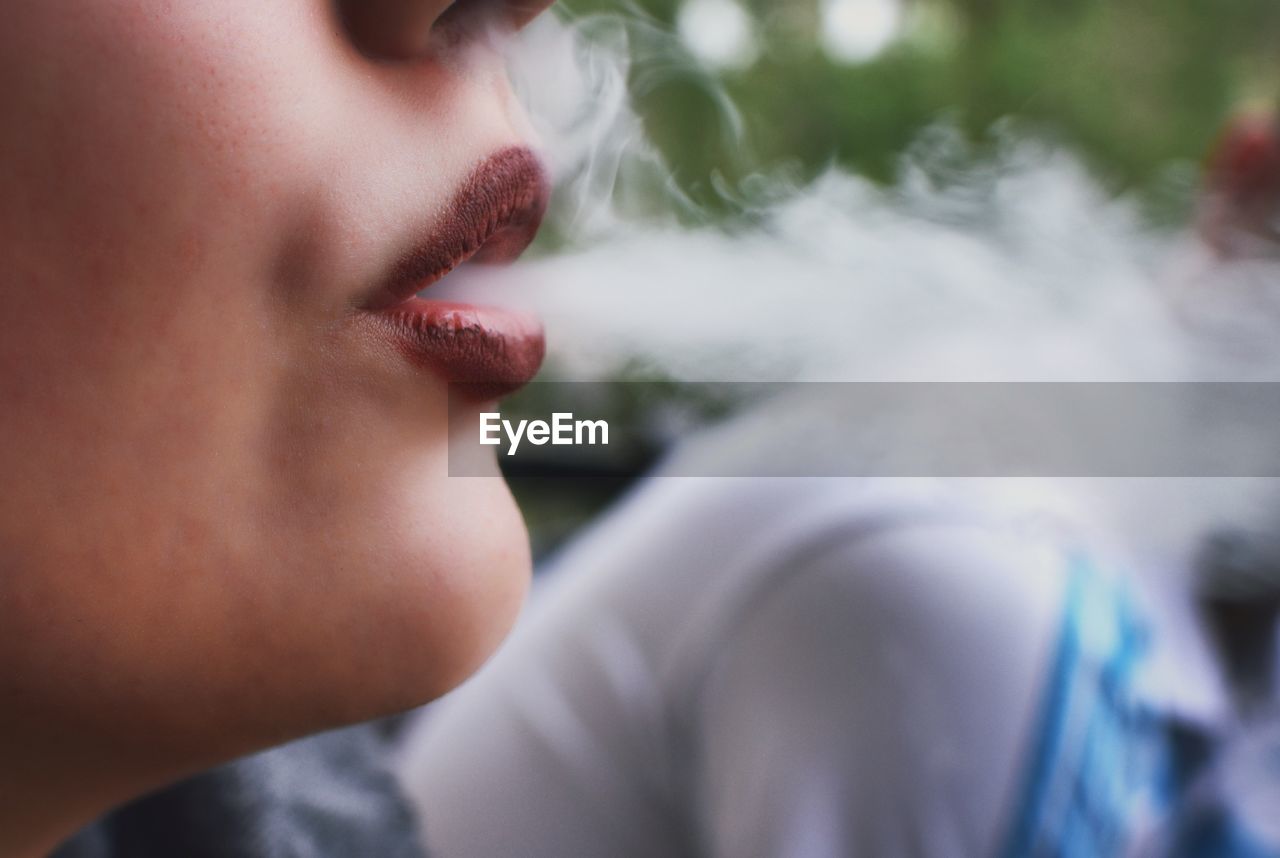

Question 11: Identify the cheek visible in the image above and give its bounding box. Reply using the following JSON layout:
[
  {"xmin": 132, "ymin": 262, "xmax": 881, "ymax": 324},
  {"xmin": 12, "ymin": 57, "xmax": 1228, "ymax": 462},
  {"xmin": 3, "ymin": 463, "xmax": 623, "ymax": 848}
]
[
  {"xmin": 0, "ymin": 2, "xmax": 311, "ymax": 404},
  {"xmin": 0, "ymin": 0, "xmax": 413, "ymax": 311},
  {"xmin": 0, "ymin": 0, "xmax": 365, "ymax": 487},
  {"xmin": 0, "ymin": 0, "xmax": 535, "ymax": 746}
]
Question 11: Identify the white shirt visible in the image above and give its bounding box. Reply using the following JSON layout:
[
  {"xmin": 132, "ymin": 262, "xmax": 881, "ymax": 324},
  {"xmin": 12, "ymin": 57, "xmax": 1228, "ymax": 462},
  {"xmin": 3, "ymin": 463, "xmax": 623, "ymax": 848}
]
[{"xmin": 401, "ymin": 470, "xmax": 1234, "ymax": 857}]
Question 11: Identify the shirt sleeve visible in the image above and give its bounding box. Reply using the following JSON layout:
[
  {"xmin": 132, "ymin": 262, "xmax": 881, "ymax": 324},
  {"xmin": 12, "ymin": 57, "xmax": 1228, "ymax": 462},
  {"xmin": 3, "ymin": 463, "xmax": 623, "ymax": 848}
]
[{"xmin": 689, "ymin": 520, "xmax": 1069, "ymax": 858}]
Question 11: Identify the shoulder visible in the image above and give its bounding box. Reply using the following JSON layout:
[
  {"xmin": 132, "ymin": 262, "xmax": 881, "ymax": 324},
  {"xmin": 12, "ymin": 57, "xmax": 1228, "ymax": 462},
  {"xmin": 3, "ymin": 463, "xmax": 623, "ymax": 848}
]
[
  {"xmin": 649, "ymin": 479, "xmax": 1076, "ymax": 695},
  {"xmin": 679, "ymin": 487, "xmax": 1079, "ymax": 858}
]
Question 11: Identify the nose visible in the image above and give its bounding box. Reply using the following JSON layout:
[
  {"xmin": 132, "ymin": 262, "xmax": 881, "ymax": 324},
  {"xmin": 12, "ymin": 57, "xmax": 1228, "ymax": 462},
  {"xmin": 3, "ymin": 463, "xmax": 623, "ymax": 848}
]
[
  {"xmin": 338, "ymin": 0, "xmax": 456, "ymax": 59},
  {"xmin": 338, "ymin": 0, "xmax": 558, "ymax": 61}
]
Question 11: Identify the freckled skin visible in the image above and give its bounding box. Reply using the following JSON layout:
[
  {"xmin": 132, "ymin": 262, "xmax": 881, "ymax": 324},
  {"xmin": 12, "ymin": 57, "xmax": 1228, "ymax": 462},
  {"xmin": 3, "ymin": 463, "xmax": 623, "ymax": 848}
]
[{"xmin": 0, "ymin": 1, "xmax": 553, "ymax": 854}]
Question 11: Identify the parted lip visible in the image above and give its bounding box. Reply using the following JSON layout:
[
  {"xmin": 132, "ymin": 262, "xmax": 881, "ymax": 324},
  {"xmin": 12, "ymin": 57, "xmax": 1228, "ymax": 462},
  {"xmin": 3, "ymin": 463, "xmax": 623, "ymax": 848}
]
[{"xmin": 362, "ymin": 146, "xmax": 550, "ymax": 311}]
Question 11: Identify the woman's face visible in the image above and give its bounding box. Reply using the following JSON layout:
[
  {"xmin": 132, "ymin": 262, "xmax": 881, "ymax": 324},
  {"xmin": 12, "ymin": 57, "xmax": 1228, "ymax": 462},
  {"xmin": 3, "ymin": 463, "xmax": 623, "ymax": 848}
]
[{"xmin": 0, "ymin": 0, "xmax": 552, "ymax": 793}]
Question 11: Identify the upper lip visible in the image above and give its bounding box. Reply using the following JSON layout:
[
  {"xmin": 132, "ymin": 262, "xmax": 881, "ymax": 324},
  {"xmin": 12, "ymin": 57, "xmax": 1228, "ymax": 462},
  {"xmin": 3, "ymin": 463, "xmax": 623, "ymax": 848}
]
[{"xmin": 363, "ymin": 146, "xmax": 550, "ymax": 311}]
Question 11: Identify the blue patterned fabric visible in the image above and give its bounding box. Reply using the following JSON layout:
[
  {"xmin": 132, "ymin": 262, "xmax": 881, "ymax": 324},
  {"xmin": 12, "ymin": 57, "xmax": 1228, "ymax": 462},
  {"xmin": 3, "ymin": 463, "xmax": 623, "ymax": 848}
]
[{"xmin": 1001, "ymin": 557, "xmax": 1278, "ymax": 858}]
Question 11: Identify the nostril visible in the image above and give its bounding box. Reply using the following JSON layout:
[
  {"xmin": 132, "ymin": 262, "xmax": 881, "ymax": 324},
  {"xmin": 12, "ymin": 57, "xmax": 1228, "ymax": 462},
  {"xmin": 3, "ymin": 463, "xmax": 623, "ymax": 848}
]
[
  {"xmin": 504, "ymin": 0, "xmax": 559, "ymax": 31},
  {"xmin": 336, "ymin": 0, "xmax": 557, "ymax": 60},
  {"xmin": 335, "ymin": 0, "xmax": 459, "ymax": 61}
]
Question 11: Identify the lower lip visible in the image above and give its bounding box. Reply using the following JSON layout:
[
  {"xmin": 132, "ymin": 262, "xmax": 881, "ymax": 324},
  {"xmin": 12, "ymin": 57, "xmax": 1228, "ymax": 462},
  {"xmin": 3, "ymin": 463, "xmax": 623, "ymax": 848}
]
[{"xmin": 366, "ymin": 297, "xmax": 545, "ymax": 401}]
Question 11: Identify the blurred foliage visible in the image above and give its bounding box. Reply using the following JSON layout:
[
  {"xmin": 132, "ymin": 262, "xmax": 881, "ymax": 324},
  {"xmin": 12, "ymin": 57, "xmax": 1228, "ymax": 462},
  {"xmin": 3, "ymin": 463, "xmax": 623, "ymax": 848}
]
[
  {"xmin": 520, "ymin": 0, "xmax": 1280, "ymax": 552},
  {"xmin": 558, "ymin": 0, "xmax": 1280, "ymax": 222}
]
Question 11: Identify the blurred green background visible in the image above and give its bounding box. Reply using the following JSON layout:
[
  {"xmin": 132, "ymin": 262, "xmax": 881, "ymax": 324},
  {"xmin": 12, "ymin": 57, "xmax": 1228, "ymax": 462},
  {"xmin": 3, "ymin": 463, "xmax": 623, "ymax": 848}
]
[
  {"xmin": 558, "ymin": 0, "xmax": 1280, "ymax": 224},
  {"xmin": 513, "ymin": 0, "xmax": 1280, "ymax": 554}
]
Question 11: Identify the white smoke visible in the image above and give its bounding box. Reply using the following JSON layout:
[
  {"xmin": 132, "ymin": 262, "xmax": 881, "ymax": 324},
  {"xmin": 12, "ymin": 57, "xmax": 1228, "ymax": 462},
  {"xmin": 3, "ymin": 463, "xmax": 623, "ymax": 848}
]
[
  {"xmin": 467, "ymin": 10, "xmax": 1280, "ymax": 587},
  {"xmin": 488, "ymin": 12, "xmax": 1280, "ymax": 386}
]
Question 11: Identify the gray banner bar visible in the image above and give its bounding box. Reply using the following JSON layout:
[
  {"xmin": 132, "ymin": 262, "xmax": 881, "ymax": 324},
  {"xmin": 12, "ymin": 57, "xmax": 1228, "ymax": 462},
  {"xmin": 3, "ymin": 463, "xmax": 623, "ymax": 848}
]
[{"xmin": 448, "ymin": 382, "xmax": 1280, "ymax": 477}]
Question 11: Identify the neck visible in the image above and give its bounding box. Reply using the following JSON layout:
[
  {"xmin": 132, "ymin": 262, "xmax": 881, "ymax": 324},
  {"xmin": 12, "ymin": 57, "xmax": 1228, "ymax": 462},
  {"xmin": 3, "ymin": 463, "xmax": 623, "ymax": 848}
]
[
  {"xmin": 0, "ymin": 733, "xmax": 178, "ymax": 858},
  {"xmin": 0, "ymin": 771, "xmax": 103, "ymax": 857}
]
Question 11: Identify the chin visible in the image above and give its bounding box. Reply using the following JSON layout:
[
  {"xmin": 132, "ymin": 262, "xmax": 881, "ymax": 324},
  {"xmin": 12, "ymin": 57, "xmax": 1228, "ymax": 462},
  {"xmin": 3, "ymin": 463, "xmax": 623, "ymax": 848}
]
[
  {"xmin": 396, "ymin": 476, "xmax": 532, "ymax": 704},
  {"xmin": 53, "ymin": 462, "xmax": 535, "ymax": 798},
  {"xmin": 315, "ymin": 470, "xmax": 534, "ymax": 726}
]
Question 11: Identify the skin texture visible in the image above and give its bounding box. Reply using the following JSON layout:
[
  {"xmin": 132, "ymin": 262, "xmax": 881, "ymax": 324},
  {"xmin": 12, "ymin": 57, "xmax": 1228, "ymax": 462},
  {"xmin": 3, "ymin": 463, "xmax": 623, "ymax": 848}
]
[{"xmin": 0, "ymin": 0, "xmax": 554, "ymax": 853}]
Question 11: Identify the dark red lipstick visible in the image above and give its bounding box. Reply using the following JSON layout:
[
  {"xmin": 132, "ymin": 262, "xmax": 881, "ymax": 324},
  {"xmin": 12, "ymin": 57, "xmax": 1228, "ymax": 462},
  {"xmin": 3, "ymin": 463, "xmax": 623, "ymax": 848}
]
[{"xmin": 362, "ymin": 146, "xmax": 550, "ymax": 400}]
